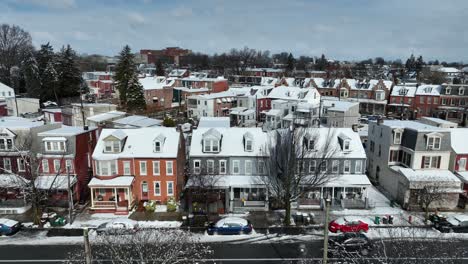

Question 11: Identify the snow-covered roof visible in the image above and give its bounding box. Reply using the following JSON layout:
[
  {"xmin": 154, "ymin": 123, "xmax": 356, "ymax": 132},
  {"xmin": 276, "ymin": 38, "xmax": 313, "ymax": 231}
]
[
  {"xmin": 260, "ymin": 77, "xmax": 279, "ymax": 86},
  {"xmin": 139, "ymin": 76, "xmax": 175, "ymax": 90},
  {"xmin": 88, "ymin": 176, "xmax": 134, "ymax": 187},
  {"xmin": 438, "ymin": 67, "xmax": 461, "ymax": 73},
  {"xmin": 38, "ymin": 126, "xmax": 96, "ymax": 137},
  {"xmin": 322, "ymin": 100, "xmax": 358, "ymax": 112},
  {"xmin": 87, "ymin": 111, "xmax": 126, "ymax": 123},
  {"xmin": 0, "ymin": 117, "xmax": 44, "ymax": 129},
  {"xmin": 198, "ymin": 117, "xmax": 230, "ymax": 128},
  {"xmin": 382, "ymin": 120, "xmax": 448, "ymax": 132},
  {"xmin": 186, "ymin": 175, "xmax": 267, "ymax": 188},
  {"xmin": 113, "ymin": 115, "xmax": 162, "ymax": 128},
  {"xmin": 312, "ymin": 78, "xmax": 340, "ymax": 89},
  {"xmin": 394, "ymin": 167, "xmax": 461, "ymax": 182},
  {"xmin": 35, "ymin": 175, "xmax": 77, "ymax": 190},
  {"xmin": 93, "ymin": 127, "xmax": 181, "ymax": 160},
  {"xmin": 391, "ymin": 85, "xmax": 417, "ymax": 97},
  {"xmin": 415, "ymin": 85, "xmax": 442, "ymax": 96},
  {"xmin": 455, "ymin": 171, "xmax": 468, "ymax": 183},
  {"xmin": 449, "ymin": 128, "xmax": 468, "ymax": 153},
  {"xmin": 267, "ymin": 86, "xmax": 321, "ymax": 106},
  {"xmin": 0, "ymin": 82, "xmax": 15, "ymax": 98},
  {"xmin": 345, "ymin": 79, "xmax": 393, "ymax": 91},
  {"xmin": 191, "ymin": 89, "xmax": 241, "ymax": 100},
  {"xmin": 168, "ymin": 69, "xmax": 188, "ymax": 77},
  {"xmin": 323, "ymin": 174, "xmax": 371, "ymax": 187},
  {"xmin": 42, "ymin": 108, "xmax": 61, "ymax": 113},
  {"xmin": 0, "ymin": 174, "xmax": 29, "ymax": 188}
]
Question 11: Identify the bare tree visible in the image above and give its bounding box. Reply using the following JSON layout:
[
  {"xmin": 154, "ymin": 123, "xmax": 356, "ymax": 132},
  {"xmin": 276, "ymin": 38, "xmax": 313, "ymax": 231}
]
[
  {"xmin": 66, "ymin": 229, "xmax": 213, "ymax": 264},
  {"xmin": 417, "ymin": 185, "xmax": 448, "ymax": 223},
  {"xmin": 186, "ymin": 160, "xmax": 223, "ymax": 214},
  {"xmin": 260, "ymin": 127, "xmax": 338, "ymax": 225}
]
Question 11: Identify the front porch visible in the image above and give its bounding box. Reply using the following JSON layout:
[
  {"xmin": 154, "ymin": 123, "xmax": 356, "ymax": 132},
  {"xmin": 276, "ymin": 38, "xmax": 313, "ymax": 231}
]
[{"xmin": 88, "ymin": 176, "xmax": 135, "ymax": 215}]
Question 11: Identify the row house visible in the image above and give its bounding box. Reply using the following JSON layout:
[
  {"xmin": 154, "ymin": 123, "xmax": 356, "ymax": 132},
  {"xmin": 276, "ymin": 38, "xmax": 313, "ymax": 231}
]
[
  {"xmin": 321, "ymin": 100, "xmax": 360, "ymax": 128},
  {"xmin": 413, "ymin": 85, "xmax": 441, "ymax": 119},
  {"xmin": 435, "ymin": 84, "xmax": 468, "ymax": 124},
  {"xmin": 89, "ymin": 128, "xmax": 185, "ymax": 214},
  {"xmin": 187, "ymin": 89, "xmax": 245, "ymax": 119},
  {"xmin": 230, "ymin": 86, "xmax": 273, "ymax": 126},
  {"xmin": 62, "ymin": 103, "xmax": 117, "ymax": 127},
  {"xmin": 173, "ymin": 73, "xmax": 229, "ymax": 105},
  {"xmin": 43, "ymin": 108, "xmax": 62, "ymax": 123},
  {"xmin": 82, "ymin": 72, "xmax": 115, "ymax": 99},
  {"xmin": 262, "ymin": 86, "xmax": 321, "ymax": 130},
  {"xmin": 449, "ymin": 128, "xmax": 468, "ymax": 194},
  {"xmin": 387, "ymin": 85, "xmax": 417, "ymax": 119},
  {"xmin": 366, "ymin": 120, "xmax": 462, "ymax": 210},
  {"xmin": 187, "ymin": 127, "xmax": 370, "ymax": 213},
  {"xmin": 140, "ymin": 76, "xmax": 176, "ymax": 109},
  {"xmin": 36, "ymin": 126, "xmax": 98, "ymax": 205}
]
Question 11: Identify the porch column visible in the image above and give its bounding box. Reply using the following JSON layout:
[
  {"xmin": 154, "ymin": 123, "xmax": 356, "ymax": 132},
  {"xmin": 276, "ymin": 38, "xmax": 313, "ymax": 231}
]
[
  {"xmin": 114, "ymin": 188, "xmax": 117, "ymax": 207},
  {"xmin": 265, "ymin": 188, "xmax": 269, "ymax": 210},
  {"xmin": 127, "ymin": 187, "xmax": 131, "ymax": 209},
  {"xmin": 229, "ymin": 187, "xmax": 234, "ymax": 212},
  {"xmin": 91, "ymin": 188, "xmax": 95, "ymax": 208},
  {"xmin": 343, "ymin": 187, "xmax": 347, "ymax": 199}
]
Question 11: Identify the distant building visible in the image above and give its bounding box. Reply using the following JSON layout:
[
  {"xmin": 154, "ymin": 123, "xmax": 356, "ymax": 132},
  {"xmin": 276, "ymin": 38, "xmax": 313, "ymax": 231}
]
[
  {"xmin": 112, "ymin": 115, "xmax": 162, "ymax": 128},
  {"xmin": 140, "ymin": 47, "xmax": 191, "ymax": 65},
  {"xmin": 43, "ymin": 108, "xmax": 62, "ymax": 123},
  {"xmin": 86, "ymin": 111, "xmax": 126, "ymax": 128},
  {"xmin": 62, "ymin": 103, "xmax": 117, "ymax": 127},
  {"xmin": 6, "ymin": 97, "xmax": 40, "ymax": 117}
]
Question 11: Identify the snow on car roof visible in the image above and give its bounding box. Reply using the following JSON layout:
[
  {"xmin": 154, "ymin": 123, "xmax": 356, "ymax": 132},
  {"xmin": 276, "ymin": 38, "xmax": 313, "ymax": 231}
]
[
  {"xmin": 215, "ymin": 217, "xmax": 248, "ymax": 227},
  {"xmin": 0, "ymin": 218, "xmax": 19, "ymax": 226}
]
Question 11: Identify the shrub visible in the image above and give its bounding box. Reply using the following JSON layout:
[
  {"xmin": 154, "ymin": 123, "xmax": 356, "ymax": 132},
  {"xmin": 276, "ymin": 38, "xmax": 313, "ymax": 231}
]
[
  {"xmin": 166, "ymin": 197, "xmax": 177, "ymax": 212},
  {"xmin": 144, "ymin": 201, "xmax": 157, "ymax": 213}
]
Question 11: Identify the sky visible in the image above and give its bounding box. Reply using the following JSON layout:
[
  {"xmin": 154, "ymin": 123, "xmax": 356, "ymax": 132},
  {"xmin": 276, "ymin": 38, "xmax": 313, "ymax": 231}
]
[{"xmin": 1, "ymin": 0, "xmax": 467, "ymax": 62}]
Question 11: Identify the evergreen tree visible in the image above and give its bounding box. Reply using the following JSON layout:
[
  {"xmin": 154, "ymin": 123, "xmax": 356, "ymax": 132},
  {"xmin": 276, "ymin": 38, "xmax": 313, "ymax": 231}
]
[
  {"xmin": 36, "ymin": 43, "xmax": 58, "ymax": 102},
  {"xmin": 285, "ymin": 53, "xmax": 295, "ymax": 76},
  {"xmin": 156, "ymin": 60, "xmax": 165, "ymax": 76},
  {"xmin": 315, "ymin": 54, "xmax": 328, "ymax": 71},
  {"xmin": 125, "ymin": 73, "xmax": 146, "ymax": 112},
  {"xmin": 115, "ymin": 45, "xmax": 136, "ymax": 107},
  {"xmin": 55, "ymin": 45, "xmax": 82, "ymax": 99},
  {"xmin": 405, "ymin": 54, "xmax": 416, "ymax": 71}
]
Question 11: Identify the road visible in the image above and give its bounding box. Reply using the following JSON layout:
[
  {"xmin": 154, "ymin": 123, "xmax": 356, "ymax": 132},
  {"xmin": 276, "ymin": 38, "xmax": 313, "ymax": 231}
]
[{"xmin": 0, "ymin": 239, "xmax": 467, "ymax": 264}]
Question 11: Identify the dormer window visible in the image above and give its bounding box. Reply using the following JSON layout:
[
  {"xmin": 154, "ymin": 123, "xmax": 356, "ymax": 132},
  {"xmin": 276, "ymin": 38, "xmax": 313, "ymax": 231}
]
[
  {"xmin": 338, "ymin": 133, "xmax": 351, "ymax": 152},
  {"xmin": 153, "ymin": 134, "xmax": 166, "ymax": 153},
  {"xmin": 154, "ymin": 141, "xmax": 161, "ymax": 152},
  {"xmin": 0, "ymin": 138, "xmax": 13, "ymax": 150},
  {"xmin": 459, "ymin": 87, "xmax": 465, "ymax": 95},
  {"xmin": 204, "ymin": 139, "xmax": 219, "ymax": 152},
  {"xmin": 343, "ymin": 140, "xmax": 350, "ymax": 151},
  {"xmin": 427, "ymin": 136, "xmax": 441, "ymax": 150},
  {"xmin": 104, "ymin": 140, "xmax": 121, "ymax": 153},
  {"xmin": 446, "ymin": 87, "xmax": 451, "ymax": 94},
  {"xmin": 44, "ymin": 138, "xmax": 67, "ymax": 152},
  {"xmin": 243, "ymin": 132, "xmax": 254, "ymax": 152},
  {"xmin": 393, "ymin": 129, "xmax": 403, "ymax": 145},
  {"xmin": 375, "ymin": 90, "xmax": 385, "ymax": 101},
  {"xmin": 308, "ymin": 139, "xmax": 315, "ymax": 150}
]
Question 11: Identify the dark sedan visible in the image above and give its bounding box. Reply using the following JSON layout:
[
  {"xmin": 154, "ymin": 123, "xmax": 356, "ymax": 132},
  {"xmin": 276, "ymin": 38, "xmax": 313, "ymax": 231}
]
[
  {"xmin": 328, "ymin": 233, "xmax": 373, "ymax": 256},
  {"xmin": 207, "ymin": 217, "xmax": 253, "ymax": 235}
]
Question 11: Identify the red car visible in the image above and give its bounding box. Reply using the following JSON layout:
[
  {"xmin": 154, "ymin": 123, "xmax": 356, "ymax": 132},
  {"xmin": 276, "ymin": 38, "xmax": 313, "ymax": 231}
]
[{"xmin": 329, "ymin": 217, "xmax": 369, "ymax": 233}]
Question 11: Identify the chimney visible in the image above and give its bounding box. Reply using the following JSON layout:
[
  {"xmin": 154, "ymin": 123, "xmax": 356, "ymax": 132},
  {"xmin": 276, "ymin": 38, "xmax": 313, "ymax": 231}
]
[{"xmin": 84, "ymin": 125, "xmax": 89, "ymax": 131}]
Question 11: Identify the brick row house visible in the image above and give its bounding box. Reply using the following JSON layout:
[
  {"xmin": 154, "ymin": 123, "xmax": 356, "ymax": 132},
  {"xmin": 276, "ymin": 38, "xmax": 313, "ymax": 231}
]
[
  {"xmin": 89, "ymin": 127, "xmax": 185, "ymax": 214},
  {"xmin": 449, "ymin": 128, "xmax": 468, "ymax": 206},
  {"xmin": 82, "ymin": 72, "xmax": 115, "ymax": 99},
  {"xmin": 36, "ymin": 126, "xmax": 98, "ymax": 205},
  {"xmin": 434, "ymin": 84, "xmax": 468, "ymax": 124},
  {"xmin": 139, "ymin": 76, "xmax": 176, "ymax": 109}
]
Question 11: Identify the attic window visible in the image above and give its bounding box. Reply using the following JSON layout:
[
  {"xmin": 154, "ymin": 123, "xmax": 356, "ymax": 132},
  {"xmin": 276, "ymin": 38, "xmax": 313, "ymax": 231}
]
[
  {"xmin": 204, "ymin": 139, "xmax": 219, "ymax": 152},
  {"xmin": 343, "ymin": 140, "xmax": 350, "ymax": 151},
  {"xmin": 154, "ymin": 134, "xmax": 166, "ymax": 153},
  {"xmin": 459, "ymin": 88, "xmax": 465, "ymax": 95},
  {"xmin": 154, "ymin": 141, "xmax": 161, "ymax": 152},
  {"xmin": 399, "ymin": 89, "xmax": 408, "ymax": 96},
  {"xmin": 394, "ymin": 131, "xmax": 402, "ymax": 145},
  {"xmin": 244, "ymin": 132, "xmax": 254, "ymax": 152},
  {"xmin": 427, "ymin": 136, "xmax": 441, "ymax": 150},
  {"xmin": 104, "ymin": 140, "xmax": 121, "ymax": 153},
  {"xmin": 307, "ymin": 139, "xmax": 315, "ymax": 150}
]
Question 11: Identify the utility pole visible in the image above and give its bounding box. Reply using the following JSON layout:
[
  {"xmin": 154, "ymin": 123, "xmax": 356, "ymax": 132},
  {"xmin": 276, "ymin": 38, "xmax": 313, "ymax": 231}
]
[
  {"xmin": 322, "ymin": 197, "xmax": 331, "ymax": 264},
  {"xmin": 80, "ymin": 88, "xmax": 86, "ymax": 130},
  {"xmin": 83, "ymin": 228, "xmax": 92, "ymax": 264},
  {"xmin": 66, "ymin": 165, "xmax": 74, "ymax": 225}
]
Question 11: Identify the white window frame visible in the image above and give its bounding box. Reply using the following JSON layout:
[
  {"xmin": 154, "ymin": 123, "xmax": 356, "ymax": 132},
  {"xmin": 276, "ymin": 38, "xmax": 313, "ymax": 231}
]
[
  {"xmin": 343, "ymin": 140, "xmax": 350, "ymax": 151},
  {"xmin": 320, "ymin": 160, "xmax": 327, "ymax": 172},
  {"xmin": 446, "ymin": 87, "xmax": 451, "ymax": 94},
  {"xmin": 232, "ymin": 160, "xmax": 240, "ymax": 174},
  {"xmin": 53, "ymin": 159, "xmax": 61, "ymax": 173},
  {"xmin": 344, "ymin": 160, "xmax": 351, "ymax": 173},
  {"xmin": 167, "ymin": 181, "xmax": 174, "ymax": 196},
  {"xmin": 45, "ymin": 140, "xmax": 66, "ymax": 152},
  {"xmin": 355, "ymin": 160, "xmax": 362, "ymax": 173},
  {"xmin": 154, "ymin": 141, "xmax": 161, "ymax": 152},
  {"xmin": 140, "ymin": 161, "xmax": 147, "ymax": 176},
  {"xmin": 123, "ymin": 161, "xmax": 131, "ymax": 175},
  {"xmin": 0, "ymin": 138, "xmax": 13, "ymax": 151},
  {"xmin": 207, "ymin": 160, "xmax": 214, "ymax": 174},
  {"xmin": 166, "ymin": 161, "xmax": 174, "ymax": 175},
  {"xmin": 245, "ymin": 160, "xmax": 252, "ymax": 175},
  {"xmin": 459, "ymin": 158, "xmax": 467, "ymax": 171},
  {"xmin": 193, "ymin": 160, "xmax": 201, "ymax": 174},
  {"xmin": 459, "ymin": 88, "xmax": 465, "ymax": 96},
  {"xmin": 42, "ymin": 159, "xmax": 49, "ymax": 173},
  {"xmin": 427, "ymin": 136, "xmax": 441, "ymax": 150},
  {"xmin": 309, "ymin": 160, "xmax": 316, "ymax": 173},
  {"xmin": 394, "ymin": 131, "xmax": 402, "ymax": 144},
  {"xmin": 332, "ymin": 160, "xmax": 339, "ymax": 173},
  {"xmin": 3, "ymin": 158, "xmax": 11, "ymax": 172},
  {"xmin": 258, "ymin": 160, "xmax": 265, "ymax": 174},
  {"xmin": 219, "ymin": 160, "xmax": 227, "ymax": 174},
  {"xmin": 203, "ymin": 139, "xmax": 219, "ymax": 153},
  {"xmin": 104, "ymin": 140, "xmax": 121, "ymax": 153},
  {"xmin": 152, "ymin": 161, "xmax": 160, "ymax": 176},
  {"xmin": 65, "ymin": 160, "xmax": 73, "ymax": 171},
  {"xmin": 245, "ymin": 140, "xmax": 253, "ymax": 152},
  {"xmin": 154, "ymin": 181, "xmax": 161, "ymax": 196}
]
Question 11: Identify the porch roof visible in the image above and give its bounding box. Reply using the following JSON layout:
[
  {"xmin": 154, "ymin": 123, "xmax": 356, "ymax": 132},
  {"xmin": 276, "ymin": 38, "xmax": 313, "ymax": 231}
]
[
  {"xmin": 186, "ymin": 175, "xmax": 267, "ymax": 188},
  {"xmin": 35, "ymin": 175, "xmax": 77, "ymax": 190},
  {"xmin": 322, "ymin": 174, "xmax": 371, "ymax": 187},
  {"xmin": 455, "ymin": 171, "xmax": 468, "ymax": 183},
  {"xmin": 88, "ymin": 176, "xmax": 134, "ymax": 187},
  {"xmin": 0, "ymin": 174, "xmax": 29, "ymax": 188}
]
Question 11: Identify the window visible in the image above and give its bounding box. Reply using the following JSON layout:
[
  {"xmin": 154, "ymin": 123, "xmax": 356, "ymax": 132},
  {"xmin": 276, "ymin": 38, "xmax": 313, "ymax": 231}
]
[
  {"xmin": 446, "ymin": 87, "xmax": 451, "ymax": 94},
  {"xmin": 104, "ymin": 140, "xmax": 121, "ymax": 153},
  {"xmin": 421, "ymin": 156, "xmax": 440, "ymax": 169},
  {"xmin": 96, "ymin": 160, "xmax": 117, "ymax": 176},
  {"xmin": 167, "ymin": 181, "xmax": 174, "ymax": 196},
  {"xmin": 459, "ymin": 158, "xmax": 467, "ymax": 171},
  {"xmin": 44, "ymin": 140, "xmax": 66, "ymax": 152},
  {"xmin": 427, "ymin": 137, "xmax": 441, "ymax": 150},
  {"xmin": 343, "ymin": 140, "xmax": 350, "ymax": 151},
  {"xmin": 194, "ymin": 160, "xmax": 201, "ymax": 174},
  {"xmin": 219, "ymin": 160, "xmax": 227, "ymax": 174},
  {"xmin": 152, "ymin": 161, "xmax": 160, "ymax": 175},
  {"xmin": 309, "ymin": 160, "xmax": 316, "ymax": 173},
  {"xmin": 140, "ymin": 161, "xmax": 147, "ymax": 175},
  {"xmin": 332, "ymin": 160, "xmax": 339, "ymax": 173},
  {"xmin": 308, "ymin": 139, "xmax": 315, "ymax": 150},
  {"xmin": 232, "ymin": 160, "xmax": 240, "ymax": 174},
  {"xmin": 344, "ymin": 160, "xmax": 351, "ymax": 173},
  {"xmin": 459, "ymin": 88, "xmax": 465, "ymax": 95},
  {"xmin": 203, "ymin": 139, "xmax": 219, "ymax": 152},
  {"xmin": 370, "ymin": 141, "xmax": 375, "ymax": 152},
  {"xmin": 394, "ymin": 131, "xmax": 402, "ymax": 144},
  {"xmin": 320, "ymin": 160, "xmax": 327, "ymax": 172},
  {"xmin": 141, "ymin": 181, "xmax": 148, "ymax": 195},
  {"xmin": 154, "ymin": 141, "xmax": 161, "ymax": 152},
  {"xmin": 258, "ymin": 160, "xmax": 265, "ymax": 174},
  {"xmin": 419, "ymin": 96, "xmax": 425, "ymax": 104},
  {"xmin": 441, "ymin": 98, "xmax": 447, "ymax": 105},
  {"xmin": 245, "ymin": 140, "xmax": 253, "ymax": 152},
  {"xmin": 166, "ymin": 161, "xmax": 173, "ymax": 175},
  {"xmin": 66, "ymin": 160, "xmax": 73, "ymax": 171},
  {"xmin": 245, "ymin": 160, "xmax": 252, "ymax": 174},
  {"xmin": 427, "ymin": 97, "xmax": 432, "ymax": 104},
  {"xmin": 53, "ymin": 160, "xmax": 61, "ymax": 173},
  {"xmin": 378, "ymin": 145, "xmax": 381, "ymax": 157},
  {"xmin": 122, "ymin": 161, "xmax": 131, "ymax": 175},
  {"xmin": 42, "ymin": 159, "xmax": 49, "ymax": 173},
  {"xmin": 389, "ymin": 150, "xmax": 400, "ymax": 162},
  {"xmin": 355, "ymin": 160, "xmax": 362, "ymax": 173},
  {"xmin": 207, "ymin": 160, "xmax": 214, "ymax": 174},
  {"xmin": 434, "ymin": 97, "xmax": 439, "ymax": 104},
  {"xmin": 3, "ymin": 158, "xmax": 11, "ymax": 172},
  {"xmin": 154, "ymin": 182, "xmax": 161, "ymax": 196},
  {"xmin": 0, "ymin": 138, "xmax": 13, "ymax": 150}
]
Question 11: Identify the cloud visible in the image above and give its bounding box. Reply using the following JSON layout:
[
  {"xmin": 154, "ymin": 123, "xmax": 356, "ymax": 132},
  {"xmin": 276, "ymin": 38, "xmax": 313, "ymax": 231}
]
[
  {"xmin": 127, "ymin": 12, "xmax": 146, "ymax": 25},
  {"xmin": 12, "ymin": 0, "xmax": 76, "ymax": 9},
  {"xmin": 171, "ymin": 6, "xmax": 193, "ymax": 18}
]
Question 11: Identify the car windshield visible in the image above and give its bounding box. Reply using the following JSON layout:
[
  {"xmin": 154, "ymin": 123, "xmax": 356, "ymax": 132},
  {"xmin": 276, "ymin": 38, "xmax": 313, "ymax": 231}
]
[{"xmin": 334, "ymin": 218, "xmax": 346, "ymax": 225}]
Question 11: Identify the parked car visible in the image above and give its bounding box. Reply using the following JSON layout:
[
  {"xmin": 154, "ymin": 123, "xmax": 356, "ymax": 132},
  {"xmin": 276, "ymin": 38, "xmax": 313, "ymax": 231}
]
[
  {"xmin": 329, "ymin": 217, "xmax": 369, "ymax": 233},
  {"xmin": 96, "ymin": 219, "xmax": 139, "ymax": 235},
  {"xmin": 328, "ymin": 233, "xmax": 373, "ymax": 256},
  {"xmin": 0, "ymin": 218, "xmax": 21, "ymax": 236},
  {"xmin": 207, "ymin": 217, "xmax": 253, "ymax": 235},
  {"xmin": 433, "ymin": 215, "xmax": 468, "ymax": 233}
]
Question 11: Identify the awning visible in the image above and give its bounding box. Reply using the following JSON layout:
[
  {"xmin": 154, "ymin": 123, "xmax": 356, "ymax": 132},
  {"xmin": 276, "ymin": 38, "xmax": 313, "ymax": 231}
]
[
  {"xmin": 88, "ymin": 176, "xmax": 134, "ymax": 187},
  {"xmin": 455, "ymin": 171, "xmax": 468, "ymax": 183},
  {"xmin": 35, "ymin": 175, "xmax": 77, "ymax": 190},
  {"xmin": 221, "ymin": 98, "xmax": 227, "ymax": 103},
  {"xmin": 0, "ymin": 174, "xmax": 29, "ymax": 188},
  {"xmin": 216, "ymin": 99, "xmax": 222, "ymax": 104}
]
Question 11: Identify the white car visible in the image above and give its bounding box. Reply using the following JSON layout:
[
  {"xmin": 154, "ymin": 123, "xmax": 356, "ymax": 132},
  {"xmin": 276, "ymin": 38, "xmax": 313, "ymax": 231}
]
[{"xmin": 96, "ymin": 219, "xmax": 139, "ymax": 235}]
